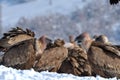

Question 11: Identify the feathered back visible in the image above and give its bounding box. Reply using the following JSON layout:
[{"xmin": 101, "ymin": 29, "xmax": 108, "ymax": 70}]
[
  {"xmin": 58, "ymin": 46, "xmax": 91, "ymax": 76},
  {"xmin": 0, "ymin": 27, "xmax": 35, "ymax": 49},
  {"xmin": 2, "ymin": 27, "xmax": 35, "ymax": 39},
  {"xmin": 88, "ymin": 41, "xmax": 120, "ymax": 78},
  {"xmin": 2, "ymin": 38, "xmax": 36, "ymax": 69},
  {"xmin": 34, "ymin": 46, "xmax": 68, "ymax": 72}
]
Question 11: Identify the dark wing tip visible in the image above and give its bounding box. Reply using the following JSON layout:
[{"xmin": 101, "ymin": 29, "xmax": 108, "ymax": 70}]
[{"xmin": 110, "ymin": 0, "xmax": 119, "ymax": 5}]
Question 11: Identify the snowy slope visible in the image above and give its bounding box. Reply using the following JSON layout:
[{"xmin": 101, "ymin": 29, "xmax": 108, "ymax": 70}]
[
  {"xmin": 2, "ymin": 0, "xmax": 91, "ymax": 27},
  {"xmin": 0, "ymin": 65, "xmax": 117, "ymax": 80}
]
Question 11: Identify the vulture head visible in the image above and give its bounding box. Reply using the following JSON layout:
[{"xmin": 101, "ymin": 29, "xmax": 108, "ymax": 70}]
[
  {"xmin": 38, "ymin": 35, "xmax": 47, "ymax": 51},
  {"xmin": 69, "ymin": 35, "xmax": 75, "ymax": 43},
  {"xmin": 39, "ymin": 35, "xmax": 53, "ymax": 49},
  {"xmin": 54, "ymin": 39, "xmax": 65, "ymax": 47},
  {"xmin": 35, "ymin": 35, "xmax": 51, "ymax": 61},
  {"xmin": 93, "ymin": 35, "xmax": 110, "ymax": 44},
  {"xmin": 75, "ymin": 32, "xmax": 93, "ymax": 52}
]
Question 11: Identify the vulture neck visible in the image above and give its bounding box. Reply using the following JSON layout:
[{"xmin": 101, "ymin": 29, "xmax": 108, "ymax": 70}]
[
  {"xmin": 35, "ymin": 36, "xmax": 47, "ymax": 60},
  {"xmin": 81, "ymin": 36, "xmax": 93, "ymax": 53}
]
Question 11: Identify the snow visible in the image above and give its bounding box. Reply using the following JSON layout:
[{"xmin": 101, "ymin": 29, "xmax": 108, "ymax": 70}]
[
  {"xmin": 0, "ymin": 65, "xmax": 117, "ymax": 80},
  {"xmin": 2, "ymin": 0, "xmax": 91, "ymax": 27}
]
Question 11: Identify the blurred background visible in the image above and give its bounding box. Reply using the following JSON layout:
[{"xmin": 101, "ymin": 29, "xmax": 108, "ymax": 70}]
[{"xmin": 0, "ymin": 0, "xmax": 120, "ymax": 44}]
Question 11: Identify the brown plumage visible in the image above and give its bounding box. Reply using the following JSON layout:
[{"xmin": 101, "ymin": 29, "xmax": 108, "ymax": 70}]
[
  {"xmin": 38, "ymin": 35, "xmax": 48, "ymax": 51},
  {"xmin": 93, "ymin": 35, "xmax": 111, "ymax": 45},
  {"xmin": 54, "ymin": 39, "xmax": 65, "ymax": 47},
  {"xmin": 58, "ymin": 46, "xmax": 91, "ymax": 76},
  {"xmin": 1, "ymin": 34, "xmax": 49, "ymax": 70},
  {"xmin": 88, "ymin": 43, "xmax": 120, "ymax": 78},
  {"xmin": 110, "ymin": 0, "xmax": 120, "ymax": 5},
  {"xmin": 33, "ymin": 38, "xmax": 68, "ymax": 72},
  {"xmin": 58, "ymin": 35, "xmax": 91, "ymax": 76},
  {"xmin": 78, "ymin": 32, "xmax": 120, "ymax": 78},
  {"xmin": 2, "ymin": 39, "xmax": 36, "ymax": 69},
  {"xmin": 69, "ymin": 35, "xmax": 75, "ymax": 44},
  {"xmin": 1, "ymin": 27, "xmax": 34, "ymax": 39},
  {"xmin": 0, "ymin": 27, "xmax": 34, "ymax": 51},
  {"xmin": 26, "ymin": 28, "xmax": 35, "ymax": 37},
  {"xmin": 75, "ymin": 32, "xmax": 93, "ymax": 52},
  {"xmin": 0, "ymin": 34, "xmax": 34, "ymax": 49},
  {"xmin": 34, "ymin": 46, "xmax": 68, "ymax": 72},
  {"xmin": 64, "ymin": 35, "xmax": 79, "ymax": 49},
  {"xmin": 2, "ymin": 27, "xmax": 34, "ymax": 39},
  {"xmin": 0, "ymin": 27, "xmax": 50, "ymax": 69},
  {"xmin": 35, "ymin": 35, "xmax": 49, "ymax": 62}
]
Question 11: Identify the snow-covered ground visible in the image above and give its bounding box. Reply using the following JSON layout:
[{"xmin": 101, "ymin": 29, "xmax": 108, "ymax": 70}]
[{"xmin": 0, "ymin": 65, "xmax": 117, "ymax": 80}]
